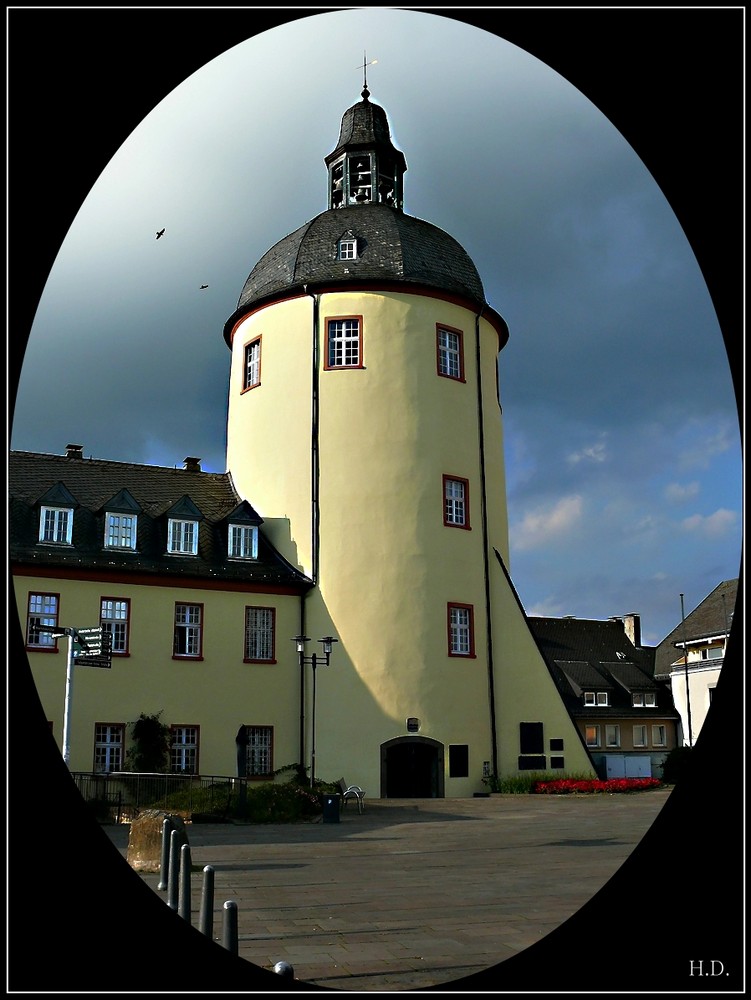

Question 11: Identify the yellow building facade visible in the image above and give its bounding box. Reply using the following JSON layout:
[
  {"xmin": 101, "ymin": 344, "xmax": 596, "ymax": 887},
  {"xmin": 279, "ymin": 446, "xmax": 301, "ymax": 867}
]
[{"xmin": 12, "ymin": 86, "xmax": 595, "ymax": 793}]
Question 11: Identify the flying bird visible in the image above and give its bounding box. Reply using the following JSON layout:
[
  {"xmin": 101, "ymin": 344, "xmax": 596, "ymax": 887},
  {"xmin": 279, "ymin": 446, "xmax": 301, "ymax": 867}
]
[
  {"xmin": 156, "ymin": 228, "xmax": 165, "ymax": 239},
  {"xmin": 200, "ymin": 284, "xmax": 209, "ymax": 290}
]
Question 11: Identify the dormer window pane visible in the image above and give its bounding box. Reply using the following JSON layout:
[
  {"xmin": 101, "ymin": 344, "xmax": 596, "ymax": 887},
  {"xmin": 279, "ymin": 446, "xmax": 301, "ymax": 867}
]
[
  {"xmin": 105, "ymin": 513, "xmax": 137, "ymax": 549},
  {"xmin": 168, "ymin": 519, "xmax": 198, "ymax": 555},
  {"xmin": 596, "ymin": 692, "xmax": 609, "ymax": 706},
  {"xmin": 229, "ymin": 524, "xmax": 258, "ymax": 559},
  {"xmin": 339, "ymin": 238, "xmax": 357, "ymax": 260},
  {"xmin": 645, "ymin": 692, "xmax": 656, "ymax": 707},
  {"xmin": 584, "ymin": 691, "xmax": 596, "ymax": 706},
  {"xmin": 40, "ymin": 506, "xmax": 72, "ymax": 544}
]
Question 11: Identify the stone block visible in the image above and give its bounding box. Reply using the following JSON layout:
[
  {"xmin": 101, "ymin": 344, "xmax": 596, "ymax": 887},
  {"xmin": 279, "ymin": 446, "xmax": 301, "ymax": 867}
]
[{"xmin": 127, "ymin": 809, "xmax": 189, "ymax": 872}]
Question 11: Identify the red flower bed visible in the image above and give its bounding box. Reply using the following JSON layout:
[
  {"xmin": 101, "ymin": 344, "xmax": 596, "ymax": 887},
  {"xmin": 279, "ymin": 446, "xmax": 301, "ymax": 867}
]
[{"xmin": 532, "ymin": 777, "xmax": 662, "ymax": 794}]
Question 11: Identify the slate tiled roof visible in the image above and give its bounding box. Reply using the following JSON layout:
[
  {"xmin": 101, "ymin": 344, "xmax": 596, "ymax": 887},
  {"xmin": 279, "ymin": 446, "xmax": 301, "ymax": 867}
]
[
  {"xmin": 654, "ymin": 578, "xmax": 738, "ymax": 677},
  {"xmin": 528, "ymin": 616, "xmax": 677, "ymax": 720},
  {"xmin": 223, "ymin": 204, "xmax": 493, "ymax": 341},
  {"xmin": 9, "ymin": 450, "xmax": 312, "ymax": 589}
]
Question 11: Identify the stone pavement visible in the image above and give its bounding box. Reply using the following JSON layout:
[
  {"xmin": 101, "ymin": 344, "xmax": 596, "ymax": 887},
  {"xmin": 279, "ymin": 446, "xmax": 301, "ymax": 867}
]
[{"xmin": 104, "ymin": 788, "xmax": 673, "ymax": 992}]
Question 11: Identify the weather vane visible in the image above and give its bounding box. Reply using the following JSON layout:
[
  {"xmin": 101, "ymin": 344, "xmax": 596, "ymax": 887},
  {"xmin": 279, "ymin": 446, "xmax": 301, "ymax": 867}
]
[{"xmin": 358, "ymin": 51, "xmax": 377, "ymax": 96}]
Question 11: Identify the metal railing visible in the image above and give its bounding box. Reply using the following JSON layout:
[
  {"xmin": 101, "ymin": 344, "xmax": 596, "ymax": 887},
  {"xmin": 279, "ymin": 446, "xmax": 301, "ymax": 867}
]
[{"xmin": 71, "ymin": 771, "xmax": 245, "ymax": 821}]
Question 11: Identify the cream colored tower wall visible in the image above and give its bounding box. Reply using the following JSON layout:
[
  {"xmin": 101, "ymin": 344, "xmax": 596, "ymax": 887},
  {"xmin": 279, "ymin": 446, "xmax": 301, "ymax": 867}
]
[
  {"xmin": 226, "ymin": 289, "xmax": 522, "ymax": 793},
  {"xmin": 226, "ymin": 297, "xmax": 315, "ymax": 574},
  {"xmin": 15, "ymin": 575, "xmax": 301, "ymax": 776}
]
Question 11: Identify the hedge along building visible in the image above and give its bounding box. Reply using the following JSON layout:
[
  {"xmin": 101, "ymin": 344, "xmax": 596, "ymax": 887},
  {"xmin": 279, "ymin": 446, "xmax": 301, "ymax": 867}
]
[{"xmin": 223, "ymin": 83, "xmax": 594, "ymax": 796}]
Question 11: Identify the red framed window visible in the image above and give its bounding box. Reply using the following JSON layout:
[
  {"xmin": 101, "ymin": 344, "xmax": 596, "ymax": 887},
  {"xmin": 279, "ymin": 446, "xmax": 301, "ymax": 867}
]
[
  {"xmin": 173, "ymin": 603, "xmax": 203, "ymax": 659},
  {"xmin": 170, "ymin": 725, "xmax": 200, "ymax": 774},
  {"xmin": 243, "ymin": 336, "xmax": 262, "ymax": 391},
  {"xmin": 244, "ymin": 606, "xmax": 276, "ymax": 662},
  {"xmin": 325, "ymin": 316, "xmax": 363, "ymax": 369},
  {"xmin": 100, "ymin": 597, "xmax": 131, "ymax": 655},
  {"xmin": 437, "ymin": 324, "xmax": 465, "ymax": 382},
  {"xmin": 26, "ymin": 592, "xmax": 60, "ymax": 651},
  {"xmin": 448, "ymin": 603, "xmax": 476, "ymax": 657},
  {"xmin": 443, "ymin": 475, "xmax": 470, "ymax": 529},
  {"xmin": 94, "ymin": 723, "xmax": 125, "ymax": 773}
]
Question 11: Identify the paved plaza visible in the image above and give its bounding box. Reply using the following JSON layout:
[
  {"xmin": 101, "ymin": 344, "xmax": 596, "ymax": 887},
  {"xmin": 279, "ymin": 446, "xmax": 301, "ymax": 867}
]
[{"xmin": 105, "ymin": 789, "xmax": 673, "ymax": 992}]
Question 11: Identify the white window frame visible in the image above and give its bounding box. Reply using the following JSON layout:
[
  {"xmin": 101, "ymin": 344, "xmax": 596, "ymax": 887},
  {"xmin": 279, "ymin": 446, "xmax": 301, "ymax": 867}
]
[
  {"xmin": 596, "ymin": 691, "xmax": 609, "ymax": 707},
  {"xmin": 605, "ymin": 724, "xmax": 621, "ymax": 748},
  {"xmin": 448, "ymin": 603, "xmax": 474, "ymax": 657},
  {"xmin": 173, "ymin": 603, "xmax": 203, "ymax": 658},
  {"xmin": 633, "ymin": 724, "xmax": 648, "ymax": 748},
  {"xmin": 651, "ymin": 724, "xmax": 667, "ymax": 748},
  {"xmin": 94, "ymin": 723, "xmax": 124, "ymax": 774},
  {"xmin": 645, "ymin": 692, "xmax": 656, "ymax": 707},
  {"xmin": 585, "ymin": 725, "xmax": 601, "ymax": 748},
  {"xmin": 168, "ymin": 518, "xmax": 198, "ymax": 555},
  {"xmin": 26, "ymin": 592, "xmax": 60, "ymax": 648},
  {"xmin": 326, "ymin": 318, "xmax": 361, "ymax": 368},
  {"xmin": 229, "ymin": 524, "xmax": 258, "ymax": 560},
  {"xmin": 39, "ymin": 506, "xmax": 73, "ymax": 544},
  {"xmin": 105, "ymin": 512, "xmax": 137, "ymax": 549},
  {"xmin": 338, "ymin": 238, "xmax": 357, "ymax": 260},
  {"xmin": 584, "ymin": 691, "xmax": 596, "ymax": 706},
  {"xmin": 171, "ymin": 726, "xmax": 199, "ymax": 774},
  {"xmin": 632, "ymin": 693, "xmax": 644, "ymax": 707},
  {"xmin": 244, "ymin": 606, "xmax": 275, "ymax": 662},
  {"xmin": 444, "ymin": 476, "xmax": 469, "ymax": 528},
  {"xmin": 437, "ymin": 326, "xmax": 464, "ymax": 381},
  {"xmin": 100, "ymin": 598, "xmax": 130, "ymax": 654},
  {"xmin": 243, "ymin": 337, "xmax": 261, "ymax": 391}
]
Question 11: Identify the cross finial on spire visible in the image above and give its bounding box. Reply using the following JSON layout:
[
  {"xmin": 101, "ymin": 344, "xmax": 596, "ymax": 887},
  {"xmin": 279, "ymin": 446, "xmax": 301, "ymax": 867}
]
[{"xmin": 358, "ymin": 51, "xmax": 377, "ymax": 99}]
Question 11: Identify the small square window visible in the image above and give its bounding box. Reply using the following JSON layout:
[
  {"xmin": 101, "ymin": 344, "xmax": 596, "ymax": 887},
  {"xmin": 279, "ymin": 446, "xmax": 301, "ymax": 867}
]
[{"xmin": 338, "ymin": 238, "xmax": 357, "ymax": 260}]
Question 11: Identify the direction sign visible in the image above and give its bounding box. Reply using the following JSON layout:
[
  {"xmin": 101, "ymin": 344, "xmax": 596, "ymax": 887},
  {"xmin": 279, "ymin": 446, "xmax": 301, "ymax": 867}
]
[
  {"xmin": 73, "ymin": 628, "xmax": 112, "ymax": 656},
  {"xmin": 74, "ymin": 654, "xmax": 112, "ymax": 669}
]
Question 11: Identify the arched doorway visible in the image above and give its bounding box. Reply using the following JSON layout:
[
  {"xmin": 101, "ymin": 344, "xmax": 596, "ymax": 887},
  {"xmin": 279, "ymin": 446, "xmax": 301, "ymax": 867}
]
[{"xmin": 380, "ymin": 737, "xmax": 444, "ymax": 798}]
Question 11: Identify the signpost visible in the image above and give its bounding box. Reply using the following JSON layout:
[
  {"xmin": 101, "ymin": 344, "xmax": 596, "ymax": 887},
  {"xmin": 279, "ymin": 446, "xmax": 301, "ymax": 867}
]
[{"xmin": 36, "ymin": 624, "xmax": 113, "ymax": 765}]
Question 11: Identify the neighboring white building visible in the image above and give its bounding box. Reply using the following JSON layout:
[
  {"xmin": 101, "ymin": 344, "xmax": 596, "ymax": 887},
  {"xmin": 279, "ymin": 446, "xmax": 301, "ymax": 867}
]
[{"xmin": 653, "ymin": 579, "xmax": 737, "ymax": 747}]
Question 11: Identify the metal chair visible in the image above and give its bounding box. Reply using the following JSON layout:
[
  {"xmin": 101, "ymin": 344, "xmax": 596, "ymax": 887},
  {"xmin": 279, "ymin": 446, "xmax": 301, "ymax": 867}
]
[{"xmin": 337, "ymin": 777, "xmax": 365, "ymax": 814}]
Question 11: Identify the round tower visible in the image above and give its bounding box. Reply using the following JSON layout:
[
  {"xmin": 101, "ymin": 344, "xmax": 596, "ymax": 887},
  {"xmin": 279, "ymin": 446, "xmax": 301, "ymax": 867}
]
[{"xmin": 223, "ymin": 87, "xmax": 592, "ymax": 795}]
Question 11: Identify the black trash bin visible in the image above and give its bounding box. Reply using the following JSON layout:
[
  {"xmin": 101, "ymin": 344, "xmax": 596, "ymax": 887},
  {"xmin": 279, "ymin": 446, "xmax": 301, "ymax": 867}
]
[{"xmin": 321, "ymin": 793, "xmax": 341, "ymax": 823}]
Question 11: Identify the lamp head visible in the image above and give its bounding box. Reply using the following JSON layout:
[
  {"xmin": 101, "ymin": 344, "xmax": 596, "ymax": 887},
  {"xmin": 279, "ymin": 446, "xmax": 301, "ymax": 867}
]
[
  {"xmin": 292, "ymin": 635, "xmax": 311, "ymax": 654},
  {"xmin": 319, "ymin": 636, "xmax": 338, "ymax": 656}
]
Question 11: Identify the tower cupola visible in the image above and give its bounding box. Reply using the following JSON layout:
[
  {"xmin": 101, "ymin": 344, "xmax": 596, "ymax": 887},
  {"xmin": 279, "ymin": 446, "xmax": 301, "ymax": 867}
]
[{"xmin": 324, "ymin": 85, "xmax": 407, "ymax": 210}]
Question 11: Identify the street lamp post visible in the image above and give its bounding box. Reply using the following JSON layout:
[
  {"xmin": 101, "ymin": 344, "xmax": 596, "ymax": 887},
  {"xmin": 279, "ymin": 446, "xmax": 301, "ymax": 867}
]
[{"xmin": 292, "ymin": 635, "xmax": 338, "ymax": 788}]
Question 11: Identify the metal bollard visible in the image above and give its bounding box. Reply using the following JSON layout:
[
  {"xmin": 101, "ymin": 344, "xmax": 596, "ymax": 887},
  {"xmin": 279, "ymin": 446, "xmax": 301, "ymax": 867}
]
[
  {"xmin": 167, "ymin": 828, "xmax": 181, "ymax": 910},
  {"xmin": 199, "ymin": 866, "xmax": 215, "ymax": 938},
  {"xmin": 273, "ymin": 961, "xmax": 295, "ymax": 978},
  {"xmin": 222, "ymin": 900, "xmax": 238, "ymax": 956},
  {"xmin": 178, "ymin": 842, "xmax": 192, "ymax": 924},
  {"xmin": 157, "ymin": 817, "xmax": 172, "ymax": 891}
]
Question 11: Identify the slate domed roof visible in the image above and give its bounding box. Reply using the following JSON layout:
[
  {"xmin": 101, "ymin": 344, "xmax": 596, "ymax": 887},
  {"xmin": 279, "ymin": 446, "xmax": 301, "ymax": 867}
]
[{"xmin": 223, "ymin": 205, "xmax": 487, "ymax": 342}]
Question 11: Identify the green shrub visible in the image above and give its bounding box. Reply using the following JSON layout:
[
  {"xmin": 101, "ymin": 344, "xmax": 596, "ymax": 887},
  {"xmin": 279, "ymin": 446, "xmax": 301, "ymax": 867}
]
[
  {"xmin": 483, "ymin": 771, "xmax": 596, "ymax": 794},
  {"xmin": 241, "ymin": 782, "xmax": 322, "ymax": 823}
]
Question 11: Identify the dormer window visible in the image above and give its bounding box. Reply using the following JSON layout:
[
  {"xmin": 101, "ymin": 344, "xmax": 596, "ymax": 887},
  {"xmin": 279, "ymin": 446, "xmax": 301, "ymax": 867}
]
[
  {"xmin": 101, "ymin": 488, "xmax": 141, "ymax": 551},
  {"xmin": 37, "ymin": 482, "xmax": 78, "ymax": 545},
  {"xmin": 229, "ymin": 523, "xmax": 258, "ymax": 560},
  {"xmin": 168, "ymin": 518, "xmax": 198, "ymax": 555},
  {"xmin": 632, "ymin": 693, "xmax": 656, "ymax": 708},
  {"xmin": 225, "ymin": 500, "xmax": 263, "ymax": 561},
  {"xmin": 338, "ymin": 237, "xmax": 357, "ymax": 260},
  {"xmin": 40, "ymin": 506, "xmax": 72, "ymax": 545},
  {"xmin": 105, "ymin": 513, "xmax": 137, "ymax": 549},
  {"xmin": 584, "ymin": 691, "xmax": 609, "ymax": 707}
]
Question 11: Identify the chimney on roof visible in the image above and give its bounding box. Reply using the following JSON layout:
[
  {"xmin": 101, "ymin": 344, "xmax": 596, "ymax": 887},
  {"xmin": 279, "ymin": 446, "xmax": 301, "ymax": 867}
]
[
  {"xmin": 183, "ymin": 456, "xmax": 201, "ymax": 472},
  {"xmin": 65, "ymin": 444, "xmax": 84, "ymax": 460},
  {"xmin": 619, "ymin": 613, "xmax": 642, "ymax": 648}
]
